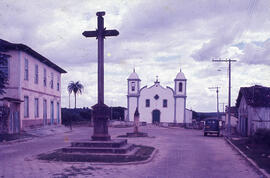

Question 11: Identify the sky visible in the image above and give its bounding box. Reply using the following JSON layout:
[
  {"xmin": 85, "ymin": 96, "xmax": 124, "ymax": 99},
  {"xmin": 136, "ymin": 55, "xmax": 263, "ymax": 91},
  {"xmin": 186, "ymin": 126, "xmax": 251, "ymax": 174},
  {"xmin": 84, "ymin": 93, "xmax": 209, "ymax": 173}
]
[{"xmin": 1, "ymin": 0, "xmax": 270, "ymax": 112}]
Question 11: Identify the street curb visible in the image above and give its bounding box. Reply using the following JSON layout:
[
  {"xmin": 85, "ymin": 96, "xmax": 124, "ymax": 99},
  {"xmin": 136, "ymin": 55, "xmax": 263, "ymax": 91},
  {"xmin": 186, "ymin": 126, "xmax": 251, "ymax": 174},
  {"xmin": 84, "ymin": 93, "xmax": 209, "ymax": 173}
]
[
  {"xmin": 224, "ymin": 137, "xmax": 270, "ymax": 178},
  {"xmin": 0, "ymin": 137, "xmax": 33, "ymax": 145}
]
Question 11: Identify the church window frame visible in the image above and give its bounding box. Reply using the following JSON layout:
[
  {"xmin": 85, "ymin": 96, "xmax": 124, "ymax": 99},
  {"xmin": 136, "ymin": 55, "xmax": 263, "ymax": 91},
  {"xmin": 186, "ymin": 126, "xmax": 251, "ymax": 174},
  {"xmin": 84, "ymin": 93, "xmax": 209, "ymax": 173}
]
[
  {"xmin": 163, "ymin": 99, "xmax": 167, "ymax": 108},
  {"xmin": 179, "ymin": 82, "xmax": 183, "ymax": 92},
  {"xmin": 131, "ymin": 82, "xmax": 135, "ymax": 91},
  {"xmin": 145, "ymin": 99, "xmax": 150, "ymax": 107}
]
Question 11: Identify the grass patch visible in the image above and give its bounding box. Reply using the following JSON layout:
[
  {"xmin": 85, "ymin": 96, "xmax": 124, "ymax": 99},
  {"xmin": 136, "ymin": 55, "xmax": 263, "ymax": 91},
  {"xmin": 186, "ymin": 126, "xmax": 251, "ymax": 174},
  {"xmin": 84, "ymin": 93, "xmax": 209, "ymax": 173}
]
[
  {"xmin": 231, "ymin": 138, "xmax": 270, "ymax": 174},
  {"xmin": 0, "ymin": 132, "xmax": 34, "ymax": 142},
  {"xmin": 37, "ymin": 145, "xmax": 155, "ymax": 163}
]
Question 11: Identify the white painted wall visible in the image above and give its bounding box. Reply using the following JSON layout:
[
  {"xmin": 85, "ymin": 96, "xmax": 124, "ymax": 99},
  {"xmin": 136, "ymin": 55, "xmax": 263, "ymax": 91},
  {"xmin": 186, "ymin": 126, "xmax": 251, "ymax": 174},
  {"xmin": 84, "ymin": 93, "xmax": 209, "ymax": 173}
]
[
  {"xmin": 176, "ymin": 98, "xmax": 185, "ymax": 123},
  {"xmin": 128, "ymin": 97, "xmax": 138, "ymax": 121},
  {"xmin": 139, "ymin": 83, "xmax": 174, "ymax": 123},
  {"xmin": 185, "ymin": 109, "xmax": 192, "ymax": 123},
  {"xmin": 2, "ymin": 49, "xmax": 64, "ymax": 128}
]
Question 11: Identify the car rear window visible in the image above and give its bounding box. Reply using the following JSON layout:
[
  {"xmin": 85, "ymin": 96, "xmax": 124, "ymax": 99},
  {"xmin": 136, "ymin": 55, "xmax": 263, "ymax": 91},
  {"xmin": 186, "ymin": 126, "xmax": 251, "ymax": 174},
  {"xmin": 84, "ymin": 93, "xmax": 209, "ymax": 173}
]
[{"xmin": 206, "ymin": 120, "xmax": 217, "ymax": 124}]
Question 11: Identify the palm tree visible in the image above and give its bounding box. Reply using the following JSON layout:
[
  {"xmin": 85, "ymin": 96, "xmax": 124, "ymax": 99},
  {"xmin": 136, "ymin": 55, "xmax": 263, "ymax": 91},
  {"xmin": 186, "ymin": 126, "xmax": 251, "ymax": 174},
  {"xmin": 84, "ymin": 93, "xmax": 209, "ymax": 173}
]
[{"xmin": 67, "ymin": 81, "xmax": 84, "ymax": 108}]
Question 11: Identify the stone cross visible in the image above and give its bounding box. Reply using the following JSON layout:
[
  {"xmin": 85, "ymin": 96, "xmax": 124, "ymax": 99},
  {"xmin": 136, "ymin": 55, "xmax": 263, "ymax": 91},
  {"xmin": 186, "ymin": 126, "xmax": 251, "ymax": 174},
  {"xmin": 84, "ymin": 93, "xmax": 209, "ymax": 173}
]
[
  {"xmin": 83, "ymin": 11, "xmax": 119, "ymax": 104},
  {"xmin": 82, "ymin": 11, "xmax": 119, "ymax": 141}
]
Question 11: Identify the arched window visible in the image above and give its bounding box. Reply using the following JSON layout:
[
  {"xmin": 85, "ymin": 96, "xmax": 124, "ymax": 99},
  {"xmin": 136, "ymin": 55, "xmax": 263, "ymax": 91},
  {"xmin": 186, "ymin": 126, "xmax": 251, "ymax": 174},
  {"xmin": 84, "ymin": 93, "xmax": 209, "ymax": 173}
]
[
  {"xmin": 131, "ymin": 82, "xmax": 135, "ymax": 91},
  {"xmin": 179, "ymin": 82, "xmax": 183, "ymax": 92},
  {"xmin": 145, "ymin": 99, "xmax": 150, "ymax": 107},
  {"xmin": 163, "ymin": 99, "xmax": 167, "ymax": 107}
]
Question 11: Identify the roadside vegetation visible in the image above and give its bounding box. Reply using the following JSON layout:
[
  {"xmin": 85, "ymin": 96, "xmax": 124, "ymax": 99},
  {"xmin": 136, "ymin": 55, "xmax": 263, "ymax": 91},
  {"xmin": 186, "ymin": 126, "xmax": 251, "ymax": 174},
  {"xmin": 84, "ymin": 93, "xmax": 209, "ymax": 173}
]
[{"xmin": 231, "ymin": 129, "xmax": 270, "ymax": 174}]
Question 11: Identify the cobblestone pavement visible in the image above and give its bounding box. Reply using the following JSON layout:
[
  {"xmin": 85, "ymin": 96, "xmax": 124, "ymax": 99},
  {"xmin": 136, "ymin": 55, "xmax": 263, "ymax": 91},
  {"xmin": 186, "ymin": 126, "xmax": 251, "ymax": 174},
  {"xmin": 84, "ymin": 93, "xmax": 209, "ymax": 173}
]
[{"xmin": 0, "ymin": 125, "xmax": 262, "ymax": 178}]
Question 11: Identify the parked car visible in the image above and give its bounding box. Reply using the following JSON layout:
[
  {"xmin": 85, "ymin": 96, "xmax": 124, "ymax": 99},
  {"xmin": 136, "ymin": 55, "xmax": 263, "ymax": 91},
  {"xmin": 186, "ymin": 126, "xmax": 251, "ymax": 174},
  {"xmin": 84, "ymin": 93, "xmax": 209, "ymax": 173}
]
[{"xmin": 204, "ymin": 119, "xmax": 220, "ymax": 137}]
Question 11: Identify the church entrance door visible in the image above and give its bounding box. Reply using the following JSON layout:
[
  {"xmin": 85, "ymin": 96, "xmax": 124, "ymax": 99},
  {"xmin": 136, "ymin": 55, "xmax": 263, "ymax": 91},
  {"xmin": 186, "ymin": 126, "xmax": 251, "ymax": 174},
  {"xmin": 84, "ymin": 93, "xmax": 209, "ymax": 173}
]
[{"xmin": 152, "ymin": 110, "xmax": 160, "ymax": 123}]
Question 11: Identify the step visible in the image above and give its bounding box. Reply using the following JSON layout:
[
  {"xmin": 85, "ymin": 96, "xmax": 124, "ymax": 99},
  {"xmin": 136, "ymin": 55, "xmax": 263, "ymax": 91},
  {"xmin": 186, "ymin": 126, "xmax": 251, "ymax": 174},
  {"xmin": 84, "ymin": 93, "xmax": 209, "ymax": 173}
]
[
  {"xmin": 62, "ymin": 144, "xmax": 135, "ymax": 154},
  {"xmin": 71, "ymin": 139, "xmax": 127, "ymax": 148}
]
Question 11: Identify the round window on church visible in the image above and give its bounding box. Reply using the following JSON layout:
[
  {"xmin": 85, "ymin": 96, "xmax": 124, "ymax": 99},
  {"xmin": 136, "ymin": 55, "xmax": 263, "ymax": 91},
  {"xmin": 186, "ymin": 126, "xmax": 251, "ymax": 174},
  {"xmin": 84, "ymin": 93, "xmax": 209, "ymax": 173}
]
[{"xmin": 154, "ymin": 94, "xmax": 159, "ymax": 100}]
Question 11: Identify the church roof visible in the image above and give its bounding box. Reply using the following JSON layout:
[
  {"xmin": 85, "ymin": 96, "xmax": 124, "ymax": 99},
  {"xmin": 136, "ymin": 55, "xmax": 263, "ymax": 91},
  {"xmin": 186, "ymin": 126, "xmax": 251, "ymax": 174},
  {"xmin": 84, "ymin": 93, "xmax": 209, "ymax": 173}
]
[
  {"xmin": 175, "ymin": 69, "xmax": 186, "ymax": 80},
  {"xmin": 128, "ymin": 69, "xmax": 140, "ymax": 80}
]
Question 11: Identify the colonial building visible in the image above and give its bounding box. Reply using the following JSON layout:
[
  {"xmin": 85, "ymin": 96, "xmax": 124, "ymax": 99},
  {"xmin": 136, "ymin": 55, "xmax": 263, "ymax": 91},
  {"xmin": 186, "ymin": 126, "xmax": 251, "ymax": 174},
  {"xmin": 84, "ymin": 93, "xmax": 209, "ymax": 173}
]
[
  {"xmin": 127, "ymin": 69, "xmax": 190, "ymax": 124},
  {"xmin": 0, "ymin": 39, "xmax": 66, "ymax": 132},
  {"xmin": 236, "ymin": 85, "xmax": 270, "ymax": 136}
]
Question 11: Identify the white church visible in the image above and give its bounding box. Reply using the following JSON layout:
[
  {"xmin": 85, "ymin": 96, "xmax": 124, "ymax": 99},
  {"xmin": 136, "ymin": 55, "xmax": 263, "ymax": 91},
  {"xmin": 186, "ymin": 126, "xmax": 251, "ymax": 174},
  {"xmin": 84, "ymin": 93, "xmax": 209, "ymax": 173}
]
[{"xmin": 127, "ymin": 69, "xmax": 190, "ymax": 124}]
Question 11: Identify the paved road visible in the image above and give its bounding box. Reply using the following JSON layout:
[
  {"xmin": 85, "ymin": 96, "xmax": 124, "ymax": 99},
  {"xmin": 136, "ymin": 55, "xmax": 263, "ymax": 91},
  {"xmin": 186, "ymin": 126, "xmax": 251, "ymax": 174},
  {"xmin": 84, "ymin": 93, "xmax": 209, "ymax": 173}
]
[{"xmin": 0, "ymin": 125, "xmax": 261, "ymax": 178}]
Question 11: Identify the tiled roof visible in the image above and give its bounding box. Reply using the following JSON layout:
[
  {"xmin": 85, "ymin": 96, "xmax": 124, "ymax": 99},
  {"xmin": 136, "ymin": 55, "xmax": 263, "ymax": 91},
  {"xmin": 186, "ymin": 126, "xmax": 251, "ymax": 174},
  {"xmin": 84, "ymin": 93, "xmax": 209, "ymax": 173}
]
[
  {"xmin": 236, "ymin": 85, "xmax": 270, "ymax": 107},
  {"xmin": 0, "ymin": 39, "xmax": 67, "ymax": 73}
]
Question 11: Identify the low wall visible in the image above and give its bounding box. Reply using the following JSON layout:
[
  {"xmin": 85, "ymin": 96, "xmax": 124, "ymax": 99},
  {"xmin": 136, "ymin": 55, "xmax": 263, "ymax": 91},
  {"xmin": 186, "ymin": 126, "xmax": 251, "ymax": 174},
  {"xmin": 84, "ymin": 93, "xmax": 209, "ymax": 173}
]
[
  {"xmin": 22, "ymin": 118, "xmax": 59, "ymax": 129},
  {"xmin": 109, "ymin": 120, "xmax": 147, "ymax": 127}
]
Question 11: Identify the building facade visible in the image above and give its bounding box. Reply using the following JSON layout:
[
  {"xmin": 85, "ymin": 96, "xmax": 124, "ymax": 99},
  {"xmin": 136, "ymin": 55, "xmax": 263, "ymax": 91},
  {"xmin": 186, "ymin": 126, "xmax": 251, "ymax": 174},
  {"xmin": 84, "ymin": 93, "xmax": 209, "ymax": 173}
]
[
  {"xmin": 127, "ymin": 69, "xmax": 189, "ymax": 124},
  {"xmin": 0, "ymin": 39, "xmax": 66, "ymax": 132},
  {"xmin": 236, "ymin": 85, "xmax": 270, "ymax": 136}
]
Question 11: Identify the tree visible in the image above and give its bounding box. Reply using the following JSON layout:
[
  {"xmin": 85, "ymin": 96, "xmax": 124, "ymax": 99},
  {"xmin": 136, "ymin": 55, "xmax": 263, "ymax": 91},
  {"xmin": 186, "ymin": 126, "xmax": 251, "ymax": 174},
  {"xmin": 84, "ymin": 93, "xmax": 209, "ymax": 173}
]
[
  {"xmin": 0, "ymin": 53, "xmax": 9, "ymax": 95},
  {"xmin": 67, "ymin": 81, "xmax": 84, "ymax": 108}
]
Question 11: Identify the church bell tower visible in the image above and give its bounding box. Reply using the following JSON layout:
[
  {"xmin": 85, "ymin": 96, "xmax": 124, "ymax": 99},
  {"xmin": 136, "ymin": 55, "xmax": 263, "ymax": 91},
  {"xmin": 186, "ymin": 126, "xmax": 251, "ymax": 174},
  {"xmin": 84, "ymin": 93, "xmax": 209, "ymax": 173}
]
[
  {"xmin": 127, "ymin": 69, "xmax": 140, "ymax": 121},
  {"xmin": 174, "ymin": 69, "xmax": 187, "ymax": 123}
]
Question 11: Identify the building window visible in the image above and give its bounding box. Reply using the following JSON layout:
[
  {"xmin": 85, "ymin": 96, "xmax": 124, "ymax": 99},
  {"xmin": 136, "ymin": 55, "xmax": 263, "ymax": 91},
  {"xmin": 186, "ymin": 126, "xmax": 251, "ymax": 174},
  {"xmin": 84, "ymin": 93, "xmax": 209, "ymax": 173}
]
[
  {"xmin": 24, "ymin": 58, "xmax": 28, "ymax": 80},
  {"xmin": 43, "ymin": 99, "xmax": 47, "ymax": 122},
  {"xmin": 34, "ymin": 98, "xmax": 39, "ymax": 117},
  {"xmin": 57, "ymin": 76, "xmax": 60, "ymax": 91},
  {"xmin": 44, "ymin": 68, "xmax": 47, "ymax": 87},
  {"xmin": 51, "ymin": 101, "xmax": 54, "ymax": 124},
  {"xmin": 0, "ymin": 54, "xmax": 8, "ymax": 78},
  {"xmin": 179, "ymin": 82, "xmax": 183, "ymax": 92},
  {"xmin": 131, "ymin": 82, "xmax": 135, "ymax": 91},
  {"xmin": 24, "ymin": 96, "xmax": 29, "ymax": 118},
  {"xmin": 163, "ymin": 99, "xmax": 168, "ymax": 107},
  {"xmin": 145, "ymin": 99, "xmax": 150, "ymax": 107},
  {"xmin": 57, "ymin": 102, "xmax": 60, "ymax": 124},
  {"xmin": 34, "ymin": 64, "xmax": 38, "ymax": 84},
  {"xmin": 50, "ymin": 72, "xmax": 54, "ymax": 89}
]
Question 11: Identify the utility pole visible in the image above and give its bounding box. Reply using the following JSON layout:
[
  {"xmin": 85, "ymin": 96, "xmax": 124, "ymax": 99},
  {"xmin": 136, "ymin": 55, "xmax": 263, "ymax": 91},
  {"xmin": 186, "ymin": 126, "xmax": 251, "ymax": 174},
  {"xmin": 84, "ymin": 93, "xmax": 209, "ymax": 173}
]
[
  {"xmin": 220, "ymin": 102, "xmax": 226, "ymax": 113},
  {"xmin": 208, "ymin": 86, "xmax": 220, "ymax": 120},
  {"xmin": 212, "ymin": 59, "xmax": 237, "ymax": 137}
]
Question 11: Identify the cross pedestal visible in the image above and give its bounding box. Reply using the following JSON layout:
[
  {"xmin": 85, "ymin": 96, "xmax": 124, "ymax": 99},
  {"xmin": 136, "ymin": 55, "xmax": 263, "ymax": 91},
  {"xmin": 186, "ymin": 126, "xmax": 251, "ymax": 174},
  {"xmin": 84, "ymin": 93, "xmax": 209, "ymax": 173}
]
[{"xmin": 91, "ymin": 103, "xmax": 111, "ymax": 141}]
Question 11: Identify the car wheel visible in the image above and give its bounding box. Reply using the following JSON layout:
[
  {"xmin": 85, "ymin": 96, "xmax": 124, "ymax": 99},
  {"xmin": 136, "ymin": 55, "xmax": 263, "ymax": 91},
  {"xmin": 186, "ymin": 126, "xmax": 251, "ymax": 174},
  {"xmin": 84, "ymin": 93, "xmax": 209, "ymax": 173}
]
[
  {"xmin": 217, "ymin": 133, "xmax": 220, "ymax": 137},
  {"xmin": 204, "ymin": 133, "xmax": 207, "ymax": 136}
]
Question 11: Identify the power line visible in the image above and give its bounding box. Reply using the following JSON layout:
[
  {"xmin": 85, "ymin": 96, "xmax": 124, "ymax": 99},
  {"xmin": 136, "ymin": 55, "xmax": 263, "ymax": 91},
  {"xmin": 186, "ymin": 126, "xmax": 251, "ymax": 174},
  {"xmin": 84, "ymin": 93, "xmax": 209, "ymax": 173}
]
[{"xmin": 212, "ymin": 58, "xmax": 236, "ymax": 137}]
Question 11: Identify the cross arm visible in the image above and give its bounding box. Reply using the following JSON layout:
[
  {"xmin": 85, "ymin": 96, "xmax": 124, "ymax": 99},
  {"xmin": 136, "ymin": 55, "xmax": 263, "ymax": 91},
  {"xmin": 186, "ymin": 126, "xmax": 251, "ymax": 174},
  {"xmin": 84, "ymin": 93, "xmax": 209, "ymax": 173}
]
[
  {"xmin": 82, "ymin": 31, "xmax": 98, "ymax": 37},
  {"xmin": 104, "ymin": 30, "xmax": 119, "ymax": 37}
]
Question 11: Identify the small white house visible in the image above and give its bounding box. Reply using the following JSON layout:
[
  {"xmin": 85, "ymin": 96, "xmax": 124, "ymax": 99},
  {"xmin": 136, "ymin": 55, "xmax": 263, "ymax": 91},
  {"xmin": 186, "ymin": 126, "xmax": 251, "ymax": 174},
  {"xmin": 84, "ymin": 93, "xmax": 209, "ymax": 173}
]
[
  {"xmin": 236, "ymin": 85, "xmax": 270, "ymax": 136},
  {"xmin": 127, "ymin": 69, "xmax": 190, "ymax": 124}
]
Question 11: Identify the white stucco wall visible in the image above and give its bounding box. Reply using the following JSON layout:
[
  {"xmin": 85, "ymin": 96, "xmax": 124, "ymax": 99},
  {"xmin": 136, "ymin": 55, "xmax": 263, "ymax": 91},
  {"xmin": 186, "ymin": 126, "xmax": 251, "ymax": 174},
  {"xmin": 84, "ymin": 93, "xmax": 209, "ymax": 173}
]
[
  {"xmin": 1, "ymin": 49, "xmax": 64, "ymax": 128},
  {"xmin": 185, "ymin": 109, "xmax": 192, "ymax": 123},
  {"xmin": 138, "ymin": 83, "xmax": 174, "ymax": 123},
  {"xmin": 176, "ymin": 98, "xmax": 185, "ymax": 123},
  {"xmin": 128, "ymin": 97, "xmax": 138, "ymax": 121}
]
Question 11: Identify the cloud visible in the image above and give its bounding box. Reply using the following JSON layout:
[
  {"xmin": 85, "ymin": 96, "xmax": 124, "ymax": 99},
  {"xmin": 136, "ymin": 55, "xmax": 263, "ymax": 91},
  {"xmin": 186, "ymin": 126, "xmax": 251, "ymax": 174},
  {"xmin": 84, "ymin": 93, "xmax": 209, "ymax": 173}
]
[
  {"xmin": 1, "ymin": 0, "xmax": 270, "ymax": 112},
  {"xmin": 239, "ymin": 39, "xmax": 270, "ymax": 65}
]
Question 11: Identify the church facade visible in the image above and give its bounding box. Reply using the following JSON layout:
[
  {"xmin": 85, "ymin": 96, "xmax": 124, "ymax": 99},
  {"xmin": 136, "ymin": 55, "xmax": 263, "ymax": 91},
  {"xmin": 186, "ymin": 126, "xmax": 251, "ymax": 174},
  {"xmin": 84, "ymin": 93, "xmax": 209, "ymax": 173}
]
[{"xmin": 127, "ymin": 69, "xmax": 187, "ymax": 124}]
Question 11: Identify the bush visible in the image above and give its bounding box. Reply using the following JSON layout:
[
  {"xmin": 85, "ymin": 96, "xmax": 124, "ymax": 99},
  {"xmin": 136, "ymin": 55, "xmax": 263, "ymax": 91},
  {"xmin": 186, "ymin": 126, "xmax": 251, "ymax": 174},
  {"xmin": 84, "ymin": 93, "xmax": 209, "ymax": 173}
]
[
  {"xmin": 61, "ymin": 108, "xmax": 91, "ymax": 126},
  {"xmin": 251, "ymin": 128, "xmax": 270, "ymax": 146}
]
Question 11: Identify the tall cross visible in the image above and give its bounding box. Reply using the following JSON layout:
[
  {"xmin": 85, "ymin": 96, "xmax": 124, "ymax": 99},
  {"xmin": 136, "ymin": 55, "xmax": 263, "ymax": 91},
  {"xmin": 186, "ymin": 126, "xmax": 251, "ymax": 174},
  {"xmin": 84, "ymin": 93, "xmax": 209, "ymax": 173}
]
[{"xmin": 82, "ymin": 11, "xmax": 119, "ymax": 104}]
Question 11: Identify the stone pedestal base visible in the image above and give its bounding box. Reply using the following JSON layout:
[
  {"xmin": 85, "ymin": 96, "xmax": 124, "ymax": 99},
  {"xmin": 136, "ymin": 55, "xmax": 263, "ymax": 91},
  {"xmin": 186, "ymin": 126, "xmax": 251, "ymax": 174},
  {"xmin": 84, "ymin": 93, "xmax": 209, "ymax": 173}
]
[
  {"xmin": 91, "ymin": 103, "xmax": 111, "ymax": 141},
  {"xmin": 126, "ymin": 132, "xmax": 148, "ymax": 137}
]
